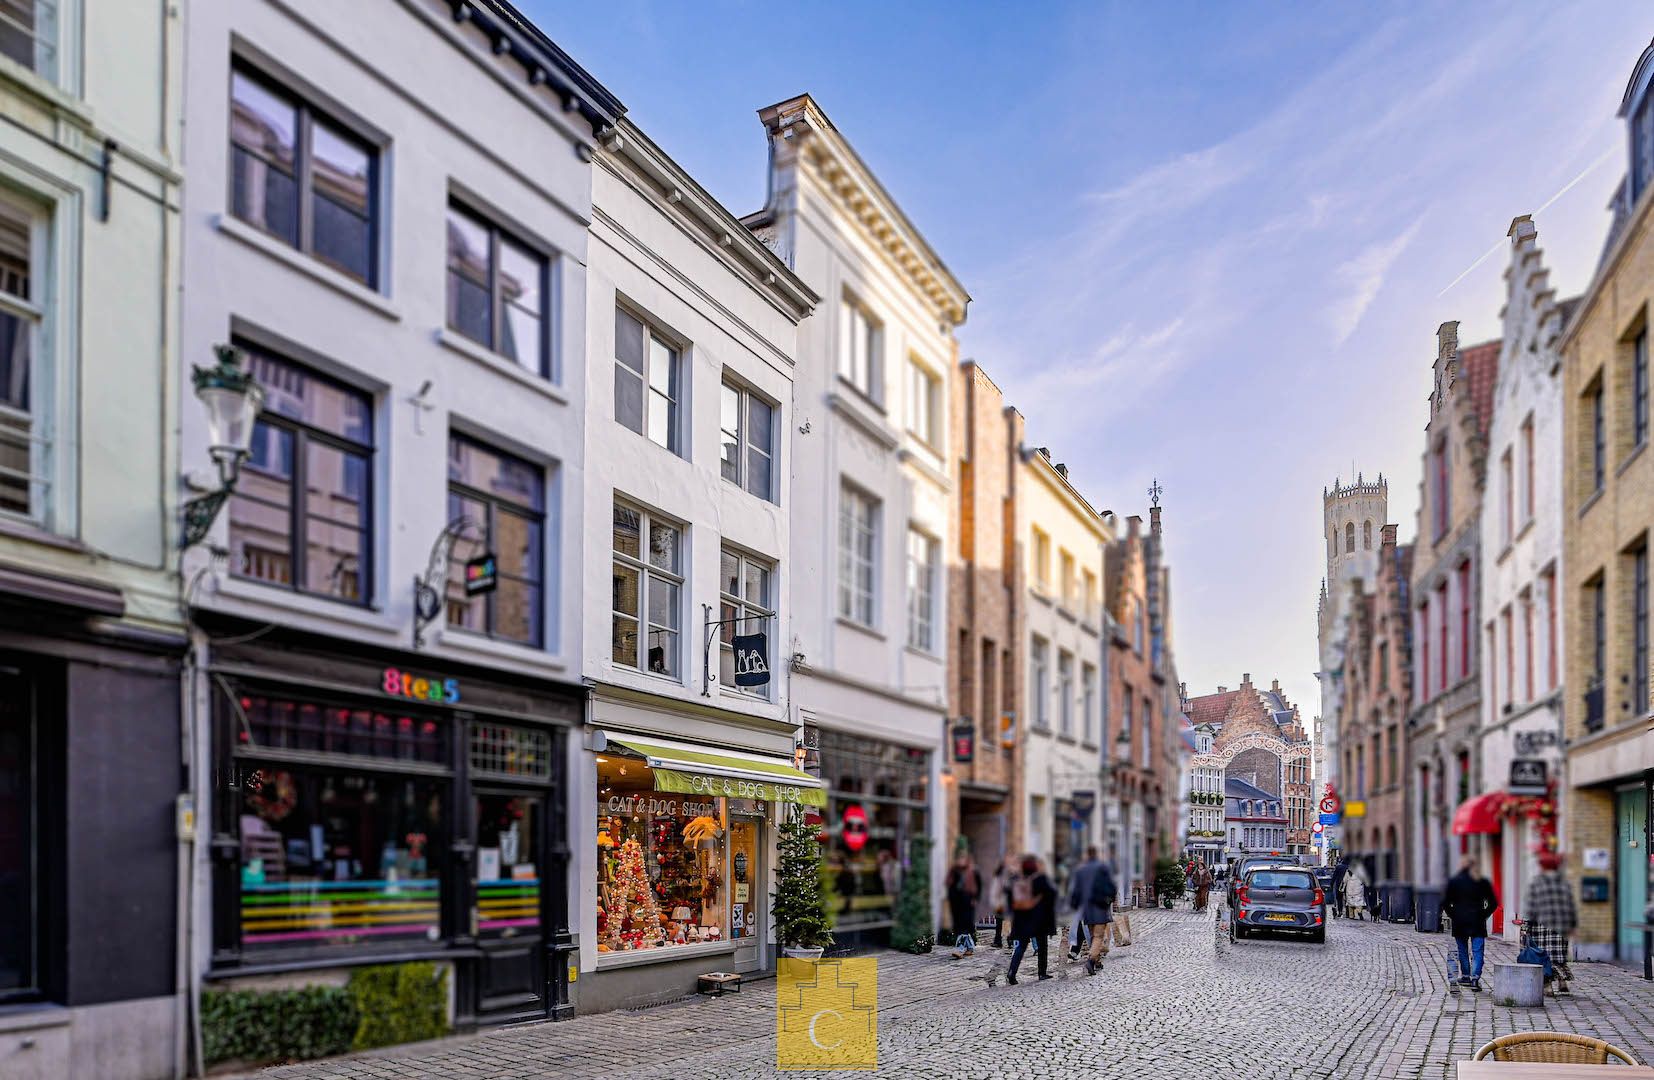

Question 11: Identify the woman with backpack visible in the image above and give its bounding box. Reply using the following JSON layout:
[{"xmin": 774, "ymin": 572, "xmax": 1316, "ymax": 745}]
[{"xmin": 1006, "ymin": 854, "xmax": 1057, "ymax": 985}]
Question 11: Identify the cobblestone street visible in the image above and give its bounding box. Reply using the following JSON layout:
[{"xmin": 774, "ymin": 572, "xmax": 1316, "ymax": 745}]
[{"xmin": 248, "ymin": 908, "xmax": 1654, "ymax": 1080}]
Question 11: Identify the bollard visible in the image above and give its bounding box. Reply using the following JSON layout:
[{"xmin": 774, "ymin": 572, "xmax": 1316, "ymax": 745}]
[{"xmin": 1489, "ymin": 961, "xmax": 1544, "ymax": 1007}]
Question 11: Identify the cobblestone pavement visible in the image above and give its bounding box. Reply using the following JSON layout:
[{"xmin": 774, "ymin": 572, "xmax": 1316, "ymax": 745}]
[{"xmin": 252, "ymin": 908, "xmax": 1654, "ymax": 1080}]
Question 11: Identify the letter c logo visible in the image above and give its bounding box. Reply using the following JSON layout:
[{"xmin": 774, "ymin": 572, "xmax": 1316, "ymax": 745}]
[{"xmin": 807, "ymin": 1009, "xmax": 843, "ymax": 1050}]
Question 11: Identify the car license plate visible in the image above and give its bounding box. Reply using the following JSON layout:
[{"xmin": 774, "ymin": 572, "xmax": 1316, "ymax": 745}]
[{"xmin": 1265, "ymin": 913, "xmax": 1296, "ymax": 923}]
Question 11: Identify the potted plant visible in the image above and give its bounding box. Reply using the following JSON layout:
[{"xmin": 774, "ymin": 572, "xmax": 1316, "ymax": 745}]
[
  {"xmin": 890, "ymin": 836, "xmax": 934, "ymax": 954},
  {"xmin": 773, "ymin": 805, "xmax": 834, "ymax": 959}
]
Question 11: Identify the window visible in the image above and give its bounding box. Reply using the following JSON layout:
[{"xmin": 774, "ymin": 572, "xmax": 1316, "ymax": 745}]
[
  {"xmin": 1119, "ymin": 687, "xmax": 1133, "ymax": 759},
  {"xmin": 1636, "ymin": 91, "xmax": 1654, "ymax": 205},
  {"xmin": 1499, "ymin": 449, "xmax": 1513, "ymax": 545},
  {"xmin": 1031, "ymin": 527, "xmax": 1051, "ymax": 592},
  {"xmin": 1142, "ymin": 696, "xmax": 1153, "ymax": 767},
  {"xmin": 1134, "ymin": 598, "xmax": 1145, "ymax": 655},
  {"xmin": 1521, "ymin": 588, "xmax": 1535, "ymax": 701},
  {"xmin": 1418, "ymin": 604, "xmax": 1430, "ymax": 700},
  {"xmin": 719, "ymin": 547, "xmax": 775, "ymax": 695},
  {"xmin": 1030, "ymin": 636, "xmax": 1049, "ymax": 730},
  {"xmin": 0, "ymin": 0, "xmax": 57, "ymax": 79},
  {"xmin": 1432, "ymin": 440, "xmax": 1450, "ymax": 540},
  {"xmin": 1081, "ymin": 663, "xmax": 1097, "ymax": 742},
  {"xmin": 228, "ymin": 345, "xmax": 373, "ymax": 604},
  {"xmin": 719, "ymin": 380, "xmax": 775, "ymax": 501},
  {"xmin": 1082, "ymin": 569, "xmax": 1098, "ymax": 622},
  {"xmin": 0, "ymin": 668, "xmax": 35, "ymax": 995},
  {"xmin": 1635, "ymin": 543, "xmax": 1649, "ymax": 717},
  {"xmin": 1589, "ymin": 380, "xmax": 1606, "ymax": 493},
  {"xmin": 1059, "ymin": 550, "xmax": 1076, "ymax": 607},
  {"xmin": 1344, "ymin": 522, "xmax": 1355, "ymax": 554},
  {"xmin": 1378, "ymin": 640, "xmax": 1389, "ymax": 690},
  {"xmin": 230, "ymin": 66, "xmax": 376, "ymax": 286},
  {"xmin": 979, "ymin": 637, "xmax": 996, "ymax": 741},
  {"xmin": 446, "ymin": 434, "xmax": 544, "ymax": 647},
  {"xmin": 1501, "ymin": 606, "xmax": 1514, "ymax": 708},
  {"xmin": 905, "ymin": 528, "xmax": 937, "ymax": 651},
  {"xmin": 838, "ymin": 295, "xmax": 879, "ymax": 400},
  {"xmin": 1635, "ymin": 329, "xmax": 1650, "ymax": 451},
  {"xmin": 1363, "ymin": 520, "xmax": 1373, "ymax": 550},
  {"xmin": 1386, "ymin": 726, "xmax": 1398, "ymax": 788},
  {"xmin": 1520, "ymin": 415, "xmax": 1535, "ymax": 523},
  {"xmin": 611, "ymin": 502, "xmax": 682, "ymax": 678},
  {"xmin": 1057, "ymin": 650, "xmax": 1074, "ymax": 736},
  {"xmin": 1542, "ymin": 567, "xmax": 1558, "ymax": 691},
  {"xmin": 817, "ymin": 731, "xmax": 930, "ymax": 931},
  {"xmin": 614, "ymin": 307, "xmax": 680, "ymax": 454},
  {"xmin": 445, "ymin": 203, "xmax": 551, "ymax": 377},
  {"xmin": 905, "ymin": 357, "xmax": 939, "ymax": 447},
  {"xmin": 1457, "ymin": 561, "xmax": 1472, "ymax": 678},
  {"xmin": 0, "ymin": 197, "xmax": 42, "ymax": 520},
  {"xmin": 837, "ymin": 484, "xmax": 878, "ymax": 626},
  {"xmin": 1436, "ymin": 582, "xmax": 1449, "ymax": 689},
  {"xmin": 1588, "ymin": 575, "xmax": 1606, "ymax": 682}
]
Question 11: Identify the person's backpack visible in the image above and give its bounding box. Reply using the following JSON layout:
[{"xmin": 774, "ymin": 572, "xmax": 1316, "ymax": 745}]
[{"xmin": 1011, "ymin": 873, "xmax": 1035, "ymax": 910}]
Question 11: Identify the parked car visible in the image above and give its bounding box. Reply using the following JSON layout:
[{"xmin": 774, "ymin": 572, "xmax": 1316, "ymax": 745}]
[
  {"xmin": 1226, "ymin": 855, "xmax": 1289, "ymax": 909},
  {"xmin": 1230, "ymin": 866, "xmax": 1327, "ymax": 943}
]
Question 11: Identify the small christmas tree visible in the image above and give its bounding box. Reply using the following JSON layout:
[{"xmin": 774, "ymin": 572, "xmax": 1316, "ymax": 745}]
[
  {"xmin": 608, "ymin": 838, "xmax": 663, "ymax": 949},
  {"xmin": 889, "ymin": 835, "xmax": 933, "ymax": 954},
  {"xmin": 772, "ymin": 805, "xmax": 833, "ymax": 951}
]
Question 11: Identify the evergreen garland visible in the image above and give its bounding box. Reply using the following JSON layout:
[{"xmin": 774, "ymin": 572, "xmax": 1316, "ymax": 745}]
[
  {"xmin": 890, "ymin": 835, "xmax": 933, "ymax": 954},
  {"xmin": 772, "ymin": 805, "xmax": 834, "ymax": 950}
]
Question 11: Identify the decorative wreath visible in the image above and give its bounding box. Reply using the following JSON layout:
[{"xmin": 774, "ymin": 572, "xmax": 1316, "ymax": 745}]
[{"xmin": 249, "ymin": 769, "xmax": 297, "ymax": 822}]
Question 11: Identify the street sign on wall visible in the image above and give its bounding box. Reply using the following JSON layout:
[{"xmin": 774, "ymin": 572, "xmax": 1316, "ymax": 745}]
[{"xmin": 1508, "ymin": 758, "xmax": 1547, "ymax": 796}]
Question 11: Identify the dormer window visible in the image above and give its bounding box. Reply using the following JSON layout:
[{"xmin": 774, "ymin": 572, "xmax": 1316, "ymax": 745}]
[{"xmin": 1634, "ymin": 84, "xmax": 1654, "ymax": 205}]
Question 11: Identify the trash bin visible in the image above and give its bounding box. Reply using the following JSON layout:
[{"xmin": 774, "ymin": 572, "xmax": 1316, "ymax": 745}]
[
  {"xmin": 1414, "ymin": 886, "xmax": 1442, "ymax": 933},
  {"xmin": 1379, "ymin": 881, "xmax": 1414, "ymax": 923}
]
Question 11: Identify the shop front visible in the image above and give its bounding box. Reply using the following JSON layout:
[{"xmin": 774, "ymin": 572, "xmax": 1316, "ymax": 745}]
[
  {"xmin": 815, "ymin": 729, "xmax": 932, "ymax": 947},
  {"xmin": 578, "ymin": 720, "xmax": 824, "ymax": 1014},
  {"xmin": 203, "ymin": 631, "xmax": 581, "ymax": 1026}
]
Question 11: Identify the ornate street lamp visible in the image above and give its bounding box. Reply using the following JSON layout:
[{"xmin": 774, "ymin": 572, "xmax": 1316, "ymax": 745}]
[{"xmin": 182, "ymin": 344, "xmax": 263, "ymax": 549}]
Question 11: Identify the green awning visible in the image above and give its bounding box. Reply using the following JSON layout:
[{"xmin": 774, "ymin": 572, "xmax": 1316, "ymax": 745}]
[{"xmin": 606, "ymin": 734, "xmax": 827, "ymax": 807}]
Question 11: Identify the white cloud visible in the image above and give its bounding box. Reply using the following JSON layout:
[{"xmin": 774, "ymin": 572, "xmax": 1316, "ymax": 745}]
[{"xmin": 1327, "ymin": 216, "xmax": 1424, "ymax": 344}]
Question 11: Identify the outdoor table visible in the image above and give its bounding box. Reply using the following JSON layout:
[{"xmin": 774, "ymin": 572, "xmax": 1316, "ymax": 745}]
[{"xmin": 1457, "ymin": 1063, "xmax": 1654, "ymax": 1077}]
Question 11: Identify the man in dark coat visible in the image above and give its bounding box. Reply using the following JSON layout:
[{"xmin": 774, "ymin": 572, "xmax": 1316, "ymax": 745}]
[
  {"xmin": 1444, "ymin": 855, "xmax": 1499, "ymax": 989},
  {"xmin": 1066, "ymin": 847, "xmax": 1101, "ymax": 960},
  {"xmin": 1330, "ymin": 857, "xmax": 1348, "ymax": 919},
  {"xmin": 1006, "ymin": 855, "xmax": 1057, "ymax": 985},
  {"xmin": 1075, "ymin": 850, "xmax": 1117, "ymax": 975}
]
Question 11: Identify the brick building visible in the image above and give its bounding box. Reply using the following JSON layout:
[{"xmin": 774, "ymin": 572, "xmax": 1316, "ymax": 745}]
[
  {"xmin": 1340, "ymin": 524, "xmax": 1413, "ymax": 885},
  {"xmin": 1558, "ymin": 37, "xmax": 1654, "ymax": 965},
  {"xmin": 1185, "ymin": 674, "xmax": 1313, "ymax": 864},
  {"xmin": 1407, "ymin": 322, "xmax": 1500, "ymax": 888},
  {"xmin": 1106, "ymin": 515, "xmax": 1163, "ymax": 886},
  {"xmin": 947, "ymin": 361, "xmax": 1027, "ymax": 882}
]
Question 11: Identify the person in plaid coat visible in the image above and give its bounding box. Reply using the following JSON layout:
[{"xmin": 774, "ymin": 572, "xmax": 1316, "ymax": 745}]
[{"xmin": 1522, "ymin": 850, "xmax": 1578, "ymax": 993}]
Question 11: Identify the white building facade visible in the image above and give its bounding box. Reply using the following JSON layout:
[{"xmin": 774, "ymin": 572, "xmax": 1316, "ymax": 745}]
[
  {"xmin": 745, "ymin": 94, "xmax": 967, "ymax": 942},
  {"xmin": 1478, "ymin": 215, "xmax": 1570, "ymax": 942},
  {"xmin": 178, "ymin": 0, "xmax": 619, "ymax": 1040},
  {"xmin": 575, "ymin": 117, "xmax": 817, "ymax": 1012}
]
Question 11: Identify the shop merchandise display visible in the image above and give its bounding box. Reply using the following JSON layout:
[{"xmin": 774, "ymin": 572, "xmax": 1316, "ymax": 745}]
[{"xmin": 596, "ymin": 774, "xmax": 728, "ymax": 952}]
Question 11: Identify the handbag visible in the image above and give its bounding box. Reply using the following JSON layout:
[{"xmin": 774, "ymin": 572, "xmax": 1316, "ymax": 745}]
[{"xmin": 1517, "ymin": 943, "xmax": 1553, "ymax": 979}]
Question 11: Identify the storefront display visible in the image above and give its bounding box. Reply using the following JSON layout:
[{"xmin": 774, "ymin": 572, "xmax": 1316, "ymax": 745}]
[{"xmin": 817, "ymin": 730, "xmax": 930, "ymax": 933}]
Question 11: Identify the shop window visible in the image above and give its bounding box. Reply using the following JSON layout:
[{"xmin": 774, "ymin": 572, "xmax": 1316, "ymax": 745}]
[
  {"xmin": 237, "ymin": 768, "xmax": 444, "ymax": 951},
  {"xmin": 719, "ymin": 547, "xmax": 775, "ymax": 695},
  {"xmin": 719, "ymin": 380, "xmax": 775, "ymax": 501},
  {"xmin": 611, "ymin": 501, "xmax": 682, "ymax": 678},
  {"xmin": 228, "ymin": 343, "xmax": 373, "ymax": 604},
  {"xmin": 0, "ymin": 196, "xmax": 43, "ymax": 522},
  {"xmin": 445, "ymin": 202, "xmax": 552, "ymax": 378},
  {"xmin": 447, "ymin": 433, "xmax": 545, "ymax": 647},
  {"xmin": 229, "ymin": 65, "xmax": 377, "ymax": 286},
  {"xmin": 475, "ymin": 792, "xmax": 540, "ymax": 934},
  {"xmin": 469, "ymin": 722, "xmax": 552, "ymax": 782},
  {"xmin": 818, "ymin": 730, "xmax": 930, "ymax": 932},
  {"xmin": 613, "ymin": 306, "xmax": 680, "ymax": 454},
  {"xmin": 595, "ymin": 753, "xmax": 728, "ymax": 953},
  {"xmin": 0, "ymin": 667, "xmax": 36, "ymax": 996},
  {"xmin": 237, "ymin": 694, "xmax": 448, "ymax": 764}
]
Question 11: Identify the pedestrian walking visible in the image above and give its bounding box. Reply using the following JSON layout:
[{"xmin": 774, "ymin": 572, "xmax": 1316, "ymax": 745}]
[
  {"xmin": 945, "ymin": 850, "xmax": 981, "ymax": 956},
  {"xmin": 1330, "ymin": 857, "xmax": 1348, "ymax": 919},
  {"xmin": 988, "ymin": 856, "xmax": 1013, "ymax": 948},
  {"xmin": 1067, "ymin": 846, "xmax": 1103, "ymax": 960},
  {"xmin": 1074, "ymin": 848, "xmax": 1117, "ymax": 975},
  {"xmin": 1444, "ymin": 855, "xmax": 1499, "ymax": 990},
  {"xmin": 1521, "ymin": 850, "xmax": 1578, "ymax": 994},
  {"xmin": 1341, "ymin": 865, "xmax": 1368, "ymax": 921},
  {"xmin": 1191, "ymin": 861, "xmax": 1213, "ymax": 913},
  {"xmin": 1105, "ymin": 854, "xmax": 1133, "ymax": 947},
  {"xmin": 1005, "ymin": 854, "xmax": 1056, "ymax": 985}
]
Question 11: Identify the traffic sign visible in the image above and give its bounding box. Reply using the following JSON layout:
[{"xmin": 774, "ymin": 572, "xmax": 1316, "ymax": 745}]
[
  {"xmin": 1319, "ymin": 794, "xmax": 1341, "ymax": 815},
  {"xmin": 1312, "ymin": 821, "xmax": 1325, "ymax": 834},
  {"xmin": 1312, "ymin": 833, "xmax": 1324, "ymax": 846},
  {"xmin": 1344, "ymin": 800, "xmax": 1367, "ymax": 818},
  {"xmin": 1318, "ymin": 812, "xmax": 1340, "ymax": 826}
]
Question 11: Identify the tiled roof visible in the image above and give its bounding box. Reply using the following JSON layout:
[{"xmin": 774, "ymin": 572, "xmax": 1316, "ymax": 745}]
[
  {"xmin": 1188, "ymin": 689, "xmax": 1239, "ymax": 728},
  {"xmin": 1225, "ymin": 776, "xmax": 1274, "ymax": 800},
  {"xmin": 1459, "ymin": 339, "xmax": 1501, "ymax": 437}
]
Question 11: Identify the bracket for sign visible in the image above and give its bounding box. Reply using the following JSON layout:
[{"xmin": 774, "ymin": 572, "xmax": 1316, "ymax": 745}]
[
  {"xmin": 413, "ymin": 516, "xmax": 485, "ymax": 648},
  {"xmin": 700, "ymin": 604, "xmax": 770, "ymax": 697}
]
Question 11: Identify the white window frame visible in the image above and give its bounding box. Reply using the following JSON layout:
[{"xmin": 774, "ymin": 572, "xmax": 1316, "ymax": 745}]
[
  {"xmin": 905, "ymin": 354, "xmax": 939, "ymax": 447},
  {"xmin": 0, "ymin": 191, "xmax": 59, "ymax": 531},
  {"xmin": 1057, "ymin": 649, "xmax": 1074, "ymax": 736},
  {"xmin": 611, "ymin": 500, "xmax": 684, "ymax": 680},
  {"xmin": 0, "ymin": 0, "xmax": 65, "ymax": 86},
  {"xmin": 837, "ymin": 293, "xmax": 880, "ymax": 402},
  {"xmin": 1081, "ymin": 663, "xmax": 1097, "ymax": 742},
  {"xmin": 905, "ymin": 526, "xmax": 937, "ymax": 652},
  {"xmin": 614, "ymin": 304, "xmax": 682, "ymax": 455},
  {"xmin": 718, "ymin": 545, "xmax": 775, "ymax": 698},
  {"xmin": 1031, "ymin": 527, "xmax": 1051, "ymax": 592},
  {"xmin": 837, "ymin": 482, "xmax": 878, "ymax": 626},
  {"xmin": 1030, "ymin": 635, "xmax": 1049, "ymax": 730},
  {"xmin": 719, "ymin": 378, "xmax": 777, "ymax": 502}
]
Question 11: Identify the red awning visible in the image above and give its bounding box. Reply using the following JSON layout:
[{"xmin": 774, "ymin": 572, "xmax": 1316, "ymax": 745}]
[{"xmin": 1452, "ymin": 792, "xmax": 1507, "ymax": 836}]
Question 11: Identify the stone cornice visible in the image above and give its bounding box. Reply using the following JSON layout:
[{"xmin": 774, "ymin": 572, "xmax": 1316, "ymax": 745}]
[
  {"xmin": 1021, "ymin": 447, "xmax": 1111, "ymax": 542},
  {"xmin": 755, "ymin": 95, "xmax": 969, "ymax": 326}
]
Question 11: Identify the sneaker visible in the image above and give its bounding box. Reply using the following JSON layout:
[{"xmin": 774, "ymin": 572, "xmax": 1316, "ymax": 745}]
[
  {"xmin": 1470, "ymin": 979, "xmax": 1483, "ymax": 992},
  {"xmin": 1084, "ymin": 959, "xmax": 1097, "ymax": 976},
  {"xmin": 1067, "ymin": 949, "xmax": 1081, "ymax": 961},
  {"xmin": 1037, "ymin": 974, "xmax": 1053, "ymax": 981}
]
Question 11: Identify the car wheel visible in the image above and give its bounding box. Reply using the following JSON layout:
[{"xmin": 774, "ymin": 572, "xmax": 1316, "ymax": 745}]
[
  {"xmin": 1232, "ymin": 920, "xmax": 1246, "ymax": 940},
  {"xmin": 1310, "ymin": 926, "xmax": 1326, "ymax": 944}
]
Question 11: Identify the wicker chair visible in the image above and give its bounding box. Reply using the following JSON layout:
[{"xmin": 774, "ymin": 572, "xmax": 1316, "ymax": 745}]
[{"xmin": 1472, "ymin": 1031, "xmax": 1640, "ymax": 1065}]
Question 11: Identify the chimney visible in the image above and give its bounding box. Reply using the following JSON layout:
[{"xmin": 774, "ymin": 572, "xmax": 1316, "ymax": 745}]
[
  {"xmin": 1271, "ymin": 678, "xmax": 1280, "ymax": 694},
  {"xmin": 1055, "ymin": 463, "xmax": 1068, "ymax": 479},
  {"xmin": 1127, "ymin": 514, "xmax": 1142, "ymax": 538},
  {"xmin": 1508, "ymin": 214, "xmax": 1536, "ymax": 244},
  {"xmin": 1242, "ymin": 673, "xmax": 1252, "ymax": 687},
  {"xmin": 1150, "ymin": 503, "xmax": 1162, "ymax": 537},
  {"xmin": 1217, "ymin": 686, "xmax": 1227, "ymax": 694},
  {"xmin": 1437, "ymin": 320, "xmax": 1459, "ymax": 361}
]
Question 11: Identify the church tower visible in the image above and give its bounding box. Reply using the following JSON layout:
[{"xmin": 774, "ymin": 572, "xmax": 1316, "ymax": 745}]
[{"xmin": 1316, "ymin": 473, "xmax": 1387, "ymax": 790}]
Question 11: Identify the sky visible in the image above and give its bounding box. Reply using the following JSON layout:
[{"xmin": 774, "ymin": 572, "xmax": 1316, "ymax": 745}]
[{"xmin": 525, "ymin": 0, "xmax": 1653, "ymax": 718}]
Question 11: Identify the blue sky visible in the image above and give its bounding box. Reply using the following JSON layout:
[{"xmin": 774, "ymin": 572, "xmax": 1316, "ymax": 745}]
[{"xmin": 526, "ymin": 1, "xmax": 1652, "ymax": 717}]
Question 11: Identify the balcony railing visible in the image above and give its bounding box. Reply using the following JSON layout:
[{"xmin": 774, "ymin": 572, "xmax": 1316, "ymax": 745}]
[{"xmin": 1584, "ymin": 680, "xmax": 1605, "ymax": 734}]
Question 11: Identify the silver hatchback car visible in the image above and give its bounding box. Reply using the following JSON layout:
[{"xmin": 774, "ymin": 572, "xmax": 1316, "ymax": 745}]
[{"xmin": 1230, "ymin": 865, "xmax": 1326, "ymax": 943}]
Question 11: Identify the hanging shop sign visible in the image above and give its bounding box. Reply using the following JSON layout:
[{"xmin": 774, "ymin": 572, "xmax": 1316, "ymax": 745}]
[
  {"xmin": 841, "ymin": 804, "xmax": 869, "ymax": 853},
  {"xmin": 463, "ymin": 553, "xmax": 498, "ymax": 596},
  {"xmin": 381, "ymin": 666, "xmax": 460, "ymax": 704},
  {"xmin": 653, "ymin": 769, "xmax": 826, "ymax": 807},
  {"xmin": 1344, "ymin": 800, "xmax": 1366, "ymax": 818},
  {"xmin": 730, "ymin": 631, "xmax": 771, "ymax": 687},
  {"xmin": 1508, "ymin": 758, "xmax": 1548, "ymax": 796},
  {"xmin": 999, "ymin": 711, "xmax": 1017, "ymax": 750},
  {"xmin": 951, "ymin": 722, "xmax": 975, "ymax": 763},
  {"xmin": 1071, "ymin": 790, "xmax": 1097, "ymax": 818}
]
